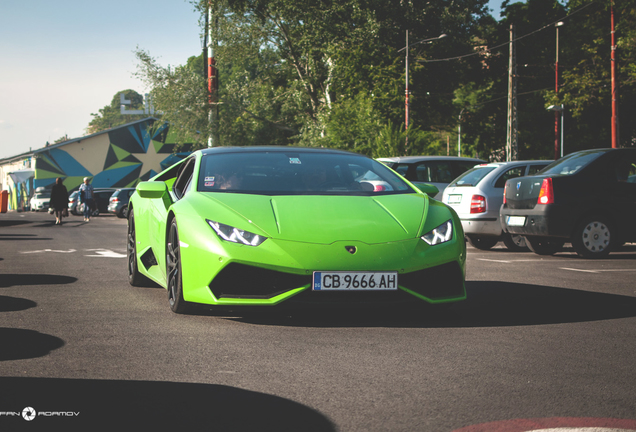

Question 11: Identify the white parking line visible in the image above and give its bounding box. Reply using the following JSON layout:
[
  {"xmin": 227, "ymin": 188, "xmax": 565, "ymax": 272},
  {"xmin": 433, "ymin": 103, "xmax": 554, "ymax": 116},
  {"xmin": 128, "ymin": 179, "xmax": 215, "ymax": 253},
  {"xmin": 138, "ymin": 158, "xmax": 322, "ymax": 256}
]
[
  {"xmin": 561, "ymin": 268, "xmax": 636, "ymax": 273},
  {"xmin": 476, "ymin": 258, "xmax": 585, "ymax": 263}
]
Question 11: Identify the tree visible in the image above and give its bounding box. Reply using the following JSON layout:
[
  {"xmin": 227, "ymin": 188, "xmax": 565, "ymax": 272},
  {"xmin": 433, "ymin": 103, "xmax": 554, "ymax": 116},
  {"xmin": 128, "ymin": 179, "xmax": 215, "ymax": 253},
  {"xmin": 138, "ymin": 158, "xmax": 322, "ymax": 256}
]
[{"xmin": 86, "ymin": 90, "xmax": 147, "ymax": 134}]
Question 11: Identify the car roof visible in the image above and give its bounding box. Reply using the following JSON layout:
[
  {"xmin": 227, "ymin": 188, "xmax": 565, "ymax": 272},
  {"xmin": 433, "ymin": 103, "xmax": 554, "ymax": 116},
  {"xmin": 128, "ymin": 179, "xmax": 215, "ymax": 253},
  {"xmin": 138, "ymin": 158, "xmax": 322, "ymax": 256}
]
[
  {"xmin": 377, "ymin": 156, "xmax": 485, "ymax": 163},
  {"xmin": 471, "ymin": 160, "xmax": 551, "ymax": 168},
  {"xmin": 198, "ymin": 146, "xmax": 367, "ymax": 157}
]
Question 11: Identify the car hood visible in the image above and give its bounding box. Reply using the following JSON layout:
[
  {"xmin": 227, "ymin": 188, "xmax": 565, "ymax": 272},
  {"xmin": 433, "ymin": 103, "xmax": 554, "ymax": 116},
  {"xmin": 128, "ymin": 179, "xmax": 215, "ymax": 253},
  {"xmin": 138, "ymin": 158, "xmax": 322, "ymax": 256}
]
[{"xmin": 195, "ymin": 193, "xmax": 427, "ymax": 244}]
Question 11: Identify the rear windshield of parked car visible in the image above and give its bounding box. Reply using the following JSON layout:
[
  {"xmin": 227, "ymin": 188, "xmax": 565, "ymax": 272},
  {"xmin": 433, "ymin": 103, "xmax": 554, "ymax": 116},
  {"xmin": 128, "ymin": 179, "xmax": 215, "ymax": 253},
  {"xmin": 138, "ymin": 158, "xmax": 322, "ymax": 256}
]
[
  {"xmin": 539, "ymin": 151, "xmax": 604, "ymax": 176},
  {"xmin": 198, "ymin": 151, "xmax": 414, "ymax": 195},
  {"xmin": 449, "ymin": 166, "xmax": 496, "ymax": 187}
]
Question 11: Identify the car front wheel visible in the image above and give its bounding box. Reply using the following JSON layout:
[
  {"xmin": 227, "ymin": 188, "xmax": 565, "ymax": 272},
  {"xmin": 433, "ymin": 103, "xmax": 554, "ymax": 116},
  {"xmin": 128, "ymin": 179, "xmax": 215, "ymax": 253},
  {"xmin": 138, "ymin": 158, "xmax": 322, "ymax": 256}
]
[
  {"xmin": 127, "ymin": 209, "xmax": 153, "ymax": 286},
  {"xmin": 525, "ymin": 236, "xmax": 564, "ymax": 255},
  {"xmin": 466, "ymin": 235, "xmax": 499, "ymax": 250},
  {"xmin": 502, "ymin": 233, "xmax": 529, "ymax": 252},
  {"xmin": 167, "ymin": 219, "xmax": 190, "ymax": 314},
  {"xmin": 571, "ymin": 217, "xmax": 613, "ymax": 258}
]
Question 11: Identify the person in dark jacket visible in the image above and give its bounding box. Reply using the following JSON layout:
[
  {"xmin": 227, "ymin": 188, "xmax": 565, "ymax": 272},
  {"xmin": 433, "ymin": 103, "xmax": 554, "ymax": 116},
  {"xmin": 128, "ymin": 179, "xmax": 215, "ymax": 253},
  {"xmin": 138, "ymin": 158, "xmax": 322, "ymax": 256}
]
[{"xmin": 50, "ymin": 177, "xmax": 69, "ymax": 225}]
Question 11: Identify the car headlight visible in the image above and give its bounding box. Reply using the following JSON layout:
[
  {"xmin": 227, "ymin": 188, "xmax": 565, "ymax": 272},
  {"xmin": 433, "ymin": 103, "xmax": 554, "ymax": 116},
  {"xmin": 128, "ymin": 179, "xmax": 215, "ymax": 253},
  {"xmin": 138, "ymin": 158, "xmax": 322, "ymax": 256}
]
[
  {"xmin": 207, "ymin": 220, "xmax": 267, "ymax": 246},
  {"xmin": 421, "ymin": 220, "xmax": 453, "ymax": 245}
]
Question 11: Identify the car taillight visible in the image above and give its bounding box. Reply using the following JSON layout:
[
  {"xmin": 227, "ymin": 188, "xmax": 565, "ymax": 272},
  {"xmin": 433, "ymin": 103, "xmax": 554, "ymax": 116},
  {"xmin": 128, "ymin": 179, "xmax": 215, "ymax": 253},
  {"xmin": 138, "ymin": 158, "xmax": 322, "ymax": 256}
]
[
  {"xmin": 537, "ymin": 178, "xmax": 554, "ymax": 205},
  {"xmin": 111, "ymin": 198, "xmax": 119, "ymax": 203},
  {"xmin": 503, "ymin": 183, "xmax": 507, "ymax": 204},
  {"xmin": 470, "ymin": 195, "xmax": 486, "ymax": 214},
  {"xmin": 374, "ymin": 184, "xmax": 386, "ymax": 192}
]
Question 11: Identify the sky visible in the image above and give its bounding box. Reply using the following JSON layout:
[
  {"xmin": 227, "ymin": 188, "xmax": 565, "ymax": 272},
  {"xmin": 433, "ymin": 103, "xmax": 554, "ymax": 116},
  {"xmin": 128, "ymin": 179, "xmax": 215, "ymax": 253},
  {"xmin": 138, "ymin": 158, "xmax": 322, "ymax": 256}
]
[
  {"xmin": 0, "ymin": 0, "xmax": 506, "ymax": 161},
  {"xmin": 0, "ymin": 0, "xmax": 202, "ymax": 160}
]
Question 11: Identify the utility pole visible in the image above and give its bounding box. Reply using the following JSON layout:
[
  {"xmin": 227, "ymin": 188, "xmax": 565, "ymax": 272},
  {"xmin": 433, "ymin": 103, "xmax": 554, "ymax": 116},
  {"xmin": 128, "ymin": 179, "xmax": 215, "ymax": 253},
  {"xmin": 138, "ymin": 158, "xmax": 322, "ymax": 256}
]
[
  {"xmin": 554, "ymin": 22, "xmax": 564, "ymax": 160},
  {"xmin": 611, "ymin": 3, "xmax": 619, "ymax": 148},
  {"xmin": 506, "ymin": 24, "xmax": 518, "ymax": 162},
  {"xmin": 207, "ymin": 3, "xmax": 218, "ymax": 147}
]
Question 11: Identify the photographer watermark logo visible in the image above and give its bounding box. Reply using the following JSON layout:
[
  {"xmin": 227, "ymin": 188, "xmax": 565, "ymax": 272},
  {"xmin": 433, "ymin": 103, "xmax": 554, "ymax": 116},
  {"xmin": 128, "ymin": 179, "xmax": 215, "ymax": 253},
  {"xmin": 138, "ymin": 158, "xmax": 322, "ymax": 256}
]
[
  {"xmin": 22, "ymin": 407, "xmax": 36, "ymax": 421},
  {"xmin": 1, "ymin": 407, "xmax": 80, "ymax": 421}
]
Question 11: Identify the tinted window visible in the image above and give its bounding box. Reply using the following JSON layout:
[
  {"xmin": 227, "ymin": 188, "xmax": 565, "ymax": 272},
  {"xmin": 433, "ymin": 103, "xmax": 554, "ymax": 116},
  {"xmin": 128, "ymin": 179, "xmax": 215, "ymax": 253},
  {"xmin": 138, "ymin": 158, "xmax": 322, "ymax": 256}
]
[
  {"xmin": 415, "ymin": 162, "xmax": 454, "ymax": 183},
  {"xmin": 198, "ymin": 151, "xmax": 412, "ymax": 195},
  {"xmin": 393, "ymin": 164, "xmax": 409, "ymax": 177},
  {"xmin": 528, "ymin": 164, "xmax": 548, "ymax": 175},
  {"xmin": 450, "ymin": 166, "xmax": 496, "ymax": 187},
  {"xmin": 540, "ymin": 151, "xmax": 604, "ymax": 176},
  {"xmin": 455, "ymin": 161, "xmax": 481, "ymax": 176},
  {"xmin": 494, "ymin": 167, "xmax": 525, "ymax": 188}
]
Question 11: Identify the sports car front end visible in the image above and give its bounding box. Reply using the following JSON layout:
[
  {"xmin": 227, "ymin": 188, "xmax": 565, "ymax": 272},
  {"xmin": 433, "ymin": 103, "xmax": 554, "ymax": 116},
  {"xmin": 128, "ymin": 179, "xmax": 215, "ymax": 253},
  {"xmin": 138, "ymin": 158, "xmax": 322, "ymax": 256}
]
[{"xmin": 127, "ymin": 147, "xmax": 466, "ymax": 313}]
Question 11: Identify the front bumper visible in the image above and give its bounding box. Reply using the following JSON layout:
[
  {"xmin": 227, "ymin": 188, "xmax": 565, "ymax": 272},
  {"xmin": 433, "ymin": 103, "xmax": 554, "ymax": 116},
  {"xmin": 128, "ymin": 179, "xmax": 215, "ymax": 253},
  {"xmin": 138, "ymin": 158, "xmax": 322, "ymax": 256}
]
[{"xmin": 178, "ymin": 225, "xmax": 467, "ymax": 307}]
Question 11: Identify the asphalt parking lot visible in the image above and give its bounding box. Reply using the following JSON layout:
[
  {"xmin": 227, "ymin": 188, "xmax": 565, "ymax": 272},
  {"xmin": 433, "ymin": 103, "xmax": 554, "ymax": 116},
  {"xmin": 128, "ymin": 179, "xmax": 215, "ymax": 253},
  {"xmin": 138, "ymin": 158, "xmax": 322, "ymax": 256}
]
[{"xmin": 1, "ymin": 211, "xmax": 635, "ymax": 431}]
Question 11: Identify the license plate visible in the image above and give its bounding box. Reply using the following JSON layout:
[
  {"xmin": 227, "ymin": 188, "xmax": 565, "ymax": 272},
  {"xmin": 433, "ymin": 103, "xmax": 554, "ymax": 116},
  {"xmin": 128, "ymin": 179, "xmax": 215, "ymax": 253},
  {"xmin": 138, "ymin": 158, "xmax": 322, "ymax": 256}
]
[
  {"xmin": 312, "ymin": 271, "xmax": 398, "ymax": 291},
  {"xmin": 447, "ymin": 194, "xmax": 462, "ymax": 204},
  {"xmin": 507, "ymin": 216, "xmax": 526, "ymax": 226}
]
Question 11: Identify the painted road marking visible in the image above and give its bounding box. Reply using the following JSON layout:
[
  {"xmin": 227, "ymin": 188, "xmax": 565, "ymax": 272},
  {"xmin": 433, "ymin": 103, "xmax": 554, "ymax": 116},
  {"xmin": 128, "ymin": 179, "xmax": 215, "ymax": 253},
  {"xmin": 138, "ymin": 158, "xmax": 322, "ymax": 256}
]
[
  {"xmin": 561, "ymin": 268, "xmax": 636, "ymax": 273},
  {"xmin": 20, "ymin": 249, "xmax": 76, "ymax": 254},
  {"xmin": 84, "ymin": 249, "xmax": 126, "ymax": 258}
]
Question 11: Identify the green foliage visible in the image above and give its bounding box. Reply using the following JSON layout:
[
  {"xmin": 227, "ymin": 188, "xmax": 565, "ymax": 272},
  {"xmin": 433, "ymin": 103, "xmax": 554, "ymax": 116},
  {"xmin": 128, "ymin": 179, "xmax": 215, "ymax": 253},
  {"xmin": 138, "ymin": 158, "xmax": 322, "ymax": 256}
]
[
  {"xmin": 87, "ymin": 89, "xmax": 147, "ymax": 134},
  {"xmin": 128, "ymin": 0, "xmax": 636, "ymax": 159}
]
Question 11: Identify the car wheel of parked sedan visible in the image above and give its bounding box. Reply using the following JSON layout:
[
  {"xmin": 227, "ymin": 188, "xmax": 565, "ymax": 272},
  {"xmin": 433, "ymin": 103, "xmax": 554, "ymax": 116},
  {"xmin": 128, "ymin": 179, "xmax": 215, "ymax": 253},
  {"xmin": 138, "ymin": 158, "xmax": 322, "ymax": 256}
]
[
  {"xmin": 127, "ymin": 209, "xmax": 153, "ymax": 287},
  {"xmin": 167, "ymin": 219, "xmax": 190, "ymax": 314},
  {"xmin": 525, "ymin": 236, "xmax": 564, "ymax": 256},
  {"xmin": 571, "ymin": 217, "xmax": 613, "ymax": 259},
  {"xmin": 466, "ymin": 235, "xmax": 499, "ymax": 250},
  {"xmin": 502, "ymin": 233, "xmax": 529, "ymax": 252}
]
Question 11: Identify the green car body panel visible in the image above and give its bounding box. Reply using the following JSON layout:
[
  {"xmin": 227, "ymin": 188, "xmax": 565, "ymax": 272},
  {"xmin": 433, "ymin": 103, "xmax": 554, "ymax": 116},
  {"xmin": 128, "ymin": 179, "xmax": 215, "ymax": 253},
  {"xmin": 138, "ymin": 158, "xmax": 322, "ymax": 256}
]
[{"xmin": 128, "ymin": 148, "xmax": 466, "ymax": 309}]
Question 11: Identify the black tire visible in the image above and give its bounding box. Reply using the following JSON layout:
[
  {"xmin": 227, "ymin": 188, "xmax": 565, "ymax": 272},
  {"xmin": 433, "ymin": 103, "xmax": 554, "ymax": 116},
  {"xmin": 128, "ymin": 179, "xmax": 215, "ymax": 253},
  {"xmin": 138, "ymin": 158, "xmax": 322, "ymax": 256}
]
[
  {"xmin": 466, "ymin": 235, "xmax": 499, "ymax": 250},
  {"xmin": 121, "ymin": 206, "xmax": 128, "ymax": 219},
  {"xmin": 167, "ymin": 219, "xmax": 190, "ymax": 314},
  {"xmin": 571, "ymin": 217, "xmax": 613, "ymax": 258},
  {"xmin": 525, "ymin": 236, "xmax": 564, "ymax": 256},
  {"xmin": 502, "ymin": 233, "xmax": 529, "ymax": 252},
  {"xmin": 127, "ymin": 209, "xmax": 153, "ymax": 286}
]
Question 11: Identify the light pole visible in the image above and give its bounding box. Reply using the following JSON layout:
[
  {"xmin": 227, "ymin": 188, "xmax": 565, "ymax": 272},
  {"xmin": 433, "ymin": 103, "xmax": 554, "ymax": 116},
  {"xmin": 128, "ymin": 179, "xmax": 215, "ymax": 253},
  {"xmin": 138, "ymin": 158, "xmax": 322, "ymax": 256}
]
[
  {"xmin": 457, "ymin": 107, "xmax": 467, "ymax": 157},
  {"xmin": 398, "ymin": 32, "xmax": 447, "ymax": 136},
  {"xmin": 547, "ymin": 104, "xmax": 564, "ymax": 158},
  {"xmin": 554, "ymin": 21, "xmax": 564, "ymax": 160}
]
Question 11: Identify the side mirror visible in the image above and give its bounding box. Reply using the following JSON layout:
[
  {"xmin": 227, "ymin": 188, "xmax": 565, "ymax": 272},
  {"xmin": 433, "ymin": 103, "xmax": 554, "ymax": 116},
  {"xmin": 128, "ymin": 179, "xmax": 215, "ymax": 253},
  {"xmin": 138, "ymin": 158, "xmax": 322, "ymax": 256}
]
[
  {"xmin": 413, "ymin": 182, "xmax": 439, "ymax": 198},
  {"xmin": 136, "ymin": 181, "xmax": 168, "ymax": 199}
]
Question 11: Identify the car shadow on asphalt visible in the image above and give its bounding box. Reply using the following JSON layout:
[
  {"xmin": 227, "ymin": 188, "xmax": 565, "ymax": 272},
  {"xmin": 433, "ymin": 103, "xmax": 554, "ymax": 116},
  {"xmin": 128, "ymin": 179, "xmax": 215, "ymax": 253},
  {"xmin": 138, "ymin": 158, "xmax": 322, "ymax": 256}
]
[
  {"xmin": 0, "ymin": 376, "xmax": 336, "ymax": 432},
  {"xmin": 215, "ymin": 281, "xmax": 636, "ymax": 328},
  {"xmin": 0, "ymin": 219, "xmax": 31, "ymax": 227},
  {"xmin": 0, "ymin": 274, "xmax": 78, "ymax": 288}
]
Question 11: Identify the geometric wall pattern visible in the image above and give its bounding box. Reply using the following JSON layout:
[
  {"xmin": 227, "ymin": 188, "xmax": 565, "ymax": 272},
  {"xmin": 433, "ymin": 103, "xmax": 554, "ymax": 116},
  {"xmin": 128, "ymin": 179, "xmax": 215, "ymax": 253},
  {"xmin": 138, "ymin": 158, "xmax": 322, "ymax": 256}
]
[{"xmin": 33, "ymin": 118, "xmax": 191, "ymax": 192}]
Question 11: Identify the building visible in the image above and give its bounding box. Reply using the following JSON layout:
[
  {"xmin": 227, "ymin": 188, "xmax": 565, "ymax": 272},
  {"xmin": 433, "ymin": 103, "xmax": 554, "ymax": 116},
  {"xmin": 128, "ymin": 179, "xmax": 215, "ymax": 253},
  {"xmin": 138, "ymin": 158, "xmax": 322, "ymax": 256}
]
[{"xmin": 0, "ymin": 118, "xmax": 191, "ymax": 211}]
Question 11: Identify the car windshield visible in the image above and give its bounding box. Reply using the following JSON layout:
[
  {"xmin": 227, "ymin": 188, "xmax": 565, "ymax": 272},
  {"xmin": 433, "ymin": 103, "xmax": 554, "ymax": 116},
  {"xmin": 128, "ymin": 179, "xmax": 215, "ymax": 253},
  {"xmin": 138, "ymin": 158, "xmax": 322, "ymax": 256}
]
[
  {"xmin": 539, "ymin": 151, "xmax": 604, "ymax": 176},
  {"xmin": 198, "ymin": 151, "xmax": 413, "ymax": 195},
  {"xmin": 34, "ymin": 192, "xmax": 50, "ymax": 199},
  {"xmin": 449, "ymin": 166, "xmax": 496, "ymax": 187}
]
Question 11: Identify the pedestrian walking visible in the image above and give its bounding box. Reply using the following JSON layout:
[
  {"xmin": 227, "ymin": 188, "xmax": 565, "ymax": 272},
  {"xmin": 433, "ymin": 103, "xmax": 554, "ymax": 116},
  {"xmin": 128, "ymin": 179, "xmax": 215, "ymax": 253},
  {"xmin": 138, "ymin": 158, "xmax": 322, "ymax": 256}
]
[
  {"xmin": 78, "ymin": 177, "xmax": 95, "ymax": 222},
  {"xmin": 50, "ymin": 177, "xmax": 69, "ymax": 225}
]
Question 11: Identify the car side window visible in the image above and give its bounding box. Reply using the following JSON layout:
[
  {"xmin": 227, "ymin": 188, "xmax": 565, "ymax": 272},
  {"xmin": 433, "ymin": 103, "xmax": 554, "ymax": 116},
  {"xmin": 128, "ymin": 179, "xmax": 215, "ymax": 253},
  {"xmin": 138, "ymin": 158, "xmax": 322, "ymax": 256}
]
[
  {"xmin": 494, "ymin": 167, "xmax": 525, "ymax": 188},
  {"xmin": 455, "ymin": 161, "xmax": 480, "ymax": 177},
  {"xmin": 527, "ymin": 164, "xmax": 547, "ymax": 176},
  {"xmin": 416, "ymin": 162, "xmax": 453, "ymax": 183},
  {"xmin": 173, "ymin": 158, "xmax": 196, "ymax": 199},
  {"xmin": 394, "ymin": 164, "xmax": 410, "ymax": 177},
  {"xmin": 614, "ymin": 157, "xmax": 636, "ymax": 184}
]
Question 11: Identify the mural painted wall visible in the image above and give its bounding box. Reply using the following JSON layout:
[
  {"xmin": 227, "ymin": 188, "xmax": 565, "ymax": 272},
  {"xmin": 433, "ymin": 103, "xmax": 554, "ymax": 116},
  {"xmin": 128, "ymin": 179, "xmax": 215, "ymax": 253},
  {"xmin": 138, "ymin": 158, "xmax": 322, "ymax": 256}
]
[{"xmin": 33, "ymin": 119, "xmax": 191, "ymax": 192}]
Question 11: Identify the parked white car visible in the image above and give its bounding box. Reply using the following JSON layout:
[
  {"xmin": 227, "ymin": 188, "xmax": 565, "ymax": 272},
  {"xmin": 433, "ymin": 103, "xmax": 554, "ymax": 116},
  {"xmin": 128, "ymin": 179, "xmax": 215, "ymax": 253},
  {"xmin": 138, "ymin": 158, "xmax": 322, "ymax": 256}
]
[
  {"xmin": 442, "ymin": 160, "xmax": 551, "ymax": 250},
  {"xmin": 30, "ymin": 188, "xmax": 51, "ymax": 212}
]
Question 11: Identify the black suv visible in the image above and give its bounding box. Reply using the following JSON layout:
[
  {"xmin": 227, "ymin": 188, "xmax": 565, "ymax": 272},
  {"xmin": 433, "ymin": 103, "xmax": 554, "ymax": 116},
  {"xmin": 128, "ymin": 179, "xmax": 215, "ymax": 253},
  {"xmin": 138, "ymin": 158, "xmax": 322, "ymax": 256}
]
[{"xmin": 500, "ymin": 148, "xmax": 636, "ymax": 258}]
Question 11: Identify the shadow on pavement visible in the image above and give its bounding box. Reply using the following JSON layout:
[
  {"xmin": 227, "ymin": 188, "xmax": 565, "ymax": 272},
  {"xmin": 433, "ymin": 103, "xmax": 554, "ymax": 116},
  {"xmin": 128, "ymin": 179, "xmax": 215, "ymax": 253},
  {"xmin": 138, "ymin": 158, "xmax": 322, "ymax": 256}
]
[
  {"xmin": 0, "ymin": 377, "xmax": 336, "ymax": 432},
  {"xmin": 219, "ymin": 281, "xmax": 636, "ymax": 328},
  {"xmin": 0, "ymin": 295, "xmax": 37, "ymax": 312},
  {"xmin": 0, "ymin": 219, "xmax": 31, "ymax": 228},
  {"xmin": 0, "ymin": 328, "xmax": 65, "ymax": 361},
  {"xmin": 0, "ymin": 274, "xmax": 77, "ymax": 288}
]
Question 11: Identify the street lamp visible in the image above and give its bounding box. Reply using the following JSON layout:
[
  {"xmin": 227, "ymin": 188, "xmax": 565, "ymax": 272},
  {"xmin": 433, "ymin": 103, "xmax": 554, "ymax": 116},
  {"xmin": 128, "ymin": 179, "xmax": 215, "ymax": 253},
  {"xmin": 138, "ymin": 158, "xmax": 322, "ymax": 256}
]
[
  {"xmin": 398, "ymin": 32, "xmax": 447, "ymax": 134},
  {"xmin": 554, "ymin": 21, "xmax": 564, "ymax": 160},
  {"xmin": 547, "ymin": 104, "xmax": 564, "ymax": 158}
]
